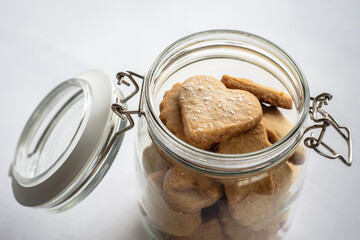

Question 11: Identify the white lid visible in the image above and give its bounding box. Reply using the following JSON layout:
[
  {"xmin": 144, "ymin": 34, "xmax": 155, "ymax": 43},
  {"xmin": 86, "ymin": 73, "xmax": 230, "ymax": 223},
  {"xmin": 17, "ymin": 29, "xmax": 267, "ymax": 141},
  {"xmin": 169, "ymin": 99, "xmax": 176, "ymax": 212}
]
[{"xmin": 11, "ymin": 70, "xmax": 126, "ymax": 211}]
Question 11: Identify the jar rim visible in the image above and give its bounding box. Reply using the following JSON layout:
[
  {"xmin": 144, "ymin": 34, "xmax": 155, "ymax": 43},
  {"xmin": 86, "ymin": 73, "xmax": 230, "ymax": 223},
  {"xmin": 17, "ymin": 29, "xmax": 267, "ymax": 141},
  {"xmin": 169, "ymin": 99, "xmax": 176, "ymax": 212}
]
[{"xmin": 144, "ymin": 29, "xmax": 310, "ymax": 174}]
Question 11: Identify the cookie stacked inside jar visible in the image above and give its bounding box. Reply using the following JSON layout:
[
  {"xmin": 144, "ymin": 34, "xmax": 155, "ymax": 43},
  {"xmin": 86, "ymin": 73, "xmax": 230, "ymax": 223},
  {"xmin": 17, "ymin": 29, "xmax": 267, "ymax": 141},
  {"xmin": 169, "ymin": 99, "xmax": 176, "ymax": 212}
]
[{"xmin": 142, "ymin": 75, "xmax": 305, "ymax": 240}]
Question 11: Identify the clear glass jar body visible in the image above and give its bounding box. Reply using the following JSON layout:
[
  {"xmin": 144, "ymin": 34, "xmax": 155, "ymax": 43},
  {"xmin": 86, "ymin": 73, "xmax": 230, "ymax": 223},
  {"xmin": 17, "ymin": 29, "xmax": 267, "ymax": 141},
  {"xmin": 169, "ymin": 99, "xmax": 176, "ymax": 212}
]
[{"xmin": 135, "ymin": 30, "xmax": 309, "ymax": 240}]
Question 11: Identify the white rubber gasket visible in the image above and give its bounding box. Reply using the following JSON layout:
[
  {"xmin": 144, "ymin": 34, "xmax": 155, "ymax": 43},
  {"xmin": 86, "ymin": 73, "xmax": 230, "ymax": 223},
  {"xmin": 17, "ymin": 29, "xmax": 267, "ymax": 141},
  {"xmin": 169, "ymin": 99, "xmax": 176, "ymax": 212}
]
[{"xmin": 12, "ymin": 70, "xmax": 114, "ymax": 207}]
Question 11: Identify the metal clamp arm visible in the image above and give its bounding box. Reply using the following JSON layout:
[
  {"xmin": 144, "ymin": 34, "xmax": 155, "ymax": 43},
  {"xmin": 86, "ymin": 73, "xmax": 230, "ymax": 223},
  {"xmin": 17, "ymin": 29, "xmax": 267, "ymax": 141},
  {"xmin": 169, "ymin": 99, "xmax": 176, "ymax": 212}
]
[
  {"xmin": 99, "ymin": 71, "xmax": 145, "ymax": 159},
  {"xmin": 111, "ymin": 71, "xmax": 145, "ymax": 132},
  {"xmin": 303, "ymin": 93, "xmax": 352, "ymax": 166}
]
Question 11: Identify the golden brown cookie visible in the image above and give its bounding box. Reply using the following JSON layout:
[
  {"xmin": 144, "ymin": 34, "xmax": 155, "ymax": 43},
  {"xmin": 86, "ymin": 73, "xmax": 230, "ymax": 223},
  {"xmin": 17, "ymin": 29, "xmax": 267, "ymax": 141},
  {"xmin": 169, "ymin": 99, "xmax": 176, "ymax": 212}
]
[
  {"xmin": 261, "ymin": 105, "xmax": 293, "ymax": 143},
  {"xmin": 143, "ymin": 174, "xmax": 202, "ymax": 237},
  {"xmin": 272, "ymin": 160, "xmax": 299, "ymax": 192},
  {"xmin": 160, "ymin": 83, "xmax": 187, "ymax": 141},
  {"xmin": 159, "ymin": 82, "xmax": 208, "ymax": 150},
  {"xmin": 225, "ymin": 171, "xmax": 275, "ymax": 203},
  {"xmin": 225, "ymin": 172, "xmax": 278, "ymax": 230},
  {"xmin": 218, "ymin": 202, "xmax": 282, "ymax": 240},
  {"xmin": 217, "ymin": 123, "xmax": 272, "ymax": 154},
  {"xmin": 227, "ymin": 192, "xmax": 275, "ymax": 229},
  {"xmin": 179, "ymin": 75, "xmax": 262, "ymax": 148},
  {"xmin": 218, "ymin": 202, "xmax": 252, "ymax": 240},
  {"xmin": 261, "ymin": 105, "xmax": 306, "ymax": 165},
  {"xmin": 167, "ymin": 168, "xmax": 222, "ymax": 198},
  {"xmin": 221, "ymin": 75, "xmax": 293, "ymax": 109},
  {"xmin": 166, "ymin": 218, "xmax": 227, "ymax": 240},
  {"xmin": 163, "ymin": 167, "xmax": 223, "ymax": 214},
  {"xmin": 227, "ymin": 162, "xmax": 298, "ymax": 230}
]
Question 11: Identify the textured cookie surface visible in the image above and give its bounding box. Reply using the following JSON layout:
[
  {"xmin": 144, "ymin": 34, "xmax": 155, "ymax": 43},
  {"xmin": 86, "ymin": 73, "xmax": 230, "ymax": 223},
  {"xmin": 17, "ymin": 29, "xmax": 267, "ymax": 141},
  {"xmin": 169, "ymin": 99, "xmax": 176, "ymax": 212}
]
[
  {"xmin": 179, "ymin": 75, "xmax": 262, "ymax": 148},
  {"xmin": 218, "ymin": 202, "xmax": 282, "ymax": 240},
  {"xmin": 217, "ymin": 123, "xmax": 271, "ymax": 154},
  {"xmin": 261, "ymin": 105, "xmax": 293, "ymax": 143},
  {"xmin": 159, "ymin": 83, "xmax": 187, "ymax": 141},
  {"xmin": 166, "ymin": 167, "xmax": 222, "ymax": 198},
  {"xmin": 221, "ymin": 75, "xmax": 293, "ymax": 109},
  {"xmin": 159, "ymin": 82, "xmax": 208, "ymax": 149},
  {"xmin": 224, "ymin": 171, "xmax": 275, "ymax": 203},
  {"xmin": 227, "ymin": 162, "xmax": 298, "ymax": 230},
  {"xmin": 162, "ymin": 167, "xmax": 223, "ymax": 213}
]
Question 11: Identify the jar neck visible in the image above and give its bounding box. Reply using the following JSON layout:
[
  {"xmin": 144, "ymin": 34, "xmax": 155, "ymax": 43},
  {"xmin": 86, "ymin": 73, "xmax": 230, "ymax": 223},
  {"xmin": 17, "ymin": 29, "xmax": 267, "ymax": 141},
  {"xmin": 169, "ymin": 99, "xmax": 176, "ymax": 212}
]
[{"xmin": 144, "ymin": 30, "xmax": 310, "ymax": 175}]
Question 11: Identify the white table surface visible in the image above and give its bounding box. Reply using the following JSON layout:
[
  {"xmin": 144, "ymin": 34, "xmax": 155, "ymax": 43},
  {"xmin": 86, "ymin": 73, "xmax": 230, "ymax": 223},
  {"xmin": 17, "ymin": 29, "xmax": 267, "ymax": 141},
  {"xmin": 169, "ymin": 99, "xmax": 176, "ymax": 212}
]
[{"xmin": 1, "ymin": 1, "xmax": 359, "ymax": 239}]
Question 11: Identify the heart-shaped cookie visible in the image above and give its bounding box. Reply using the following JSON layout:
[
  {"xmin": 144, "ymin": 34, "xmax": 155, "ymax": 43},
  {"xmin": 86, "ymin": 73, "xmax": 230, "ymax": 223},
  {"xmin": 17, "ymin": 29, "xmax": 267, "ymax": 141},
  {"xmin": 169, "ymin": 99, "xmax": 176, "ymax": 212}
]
[
  {"xmin": 179, "ymin": 75, "xmax": 262, "ymax": 147},
  {"xmin": 162, "ymin": 167, "xmax": 222, "ymax": 214}
]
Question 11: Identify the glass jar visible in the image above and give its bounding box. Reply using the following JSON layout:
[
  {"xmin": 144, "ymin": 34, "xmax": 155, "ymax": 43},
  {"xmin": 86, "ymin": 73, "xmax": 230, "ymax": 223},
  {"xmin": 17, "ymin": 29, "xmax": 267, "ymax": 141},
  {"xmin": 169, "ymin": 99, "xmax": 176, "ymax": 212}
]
[
  {"xmin": 135, "ymin": 30, "xmax": 309, "ymax": 240},
  {"xmin": 10, "ymin": 30, "xmax": 352, "ymax": 239}
]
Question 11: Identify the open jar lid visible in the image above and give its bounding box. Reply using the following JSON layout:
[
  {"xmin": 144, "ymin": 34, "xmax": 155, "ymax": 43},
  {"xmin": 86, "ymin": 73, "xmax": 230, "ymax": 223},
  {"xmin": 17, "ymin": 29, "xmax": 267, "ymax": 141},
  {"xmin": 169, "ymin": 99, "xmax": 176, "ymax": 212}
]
[{"xmin": 10, "ymin": 70, "xmax": 128, "ymax": 212}]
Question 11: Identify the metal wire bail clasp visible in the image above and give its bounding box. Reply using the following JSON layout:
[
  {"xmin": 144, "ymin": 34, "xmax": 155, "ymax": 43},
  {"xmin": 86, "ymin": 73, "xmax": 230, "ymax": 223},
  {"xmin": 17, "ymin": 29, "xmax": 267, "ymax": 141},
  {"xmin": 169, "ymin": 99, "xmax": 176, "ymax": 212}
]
[
  {"xmin": 303, "ymin": 93, "xmax": 352, "ymax": 166},
  {"xmin": 111, "ymin": 71, "xmax": 145, "ymax": 134}
]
